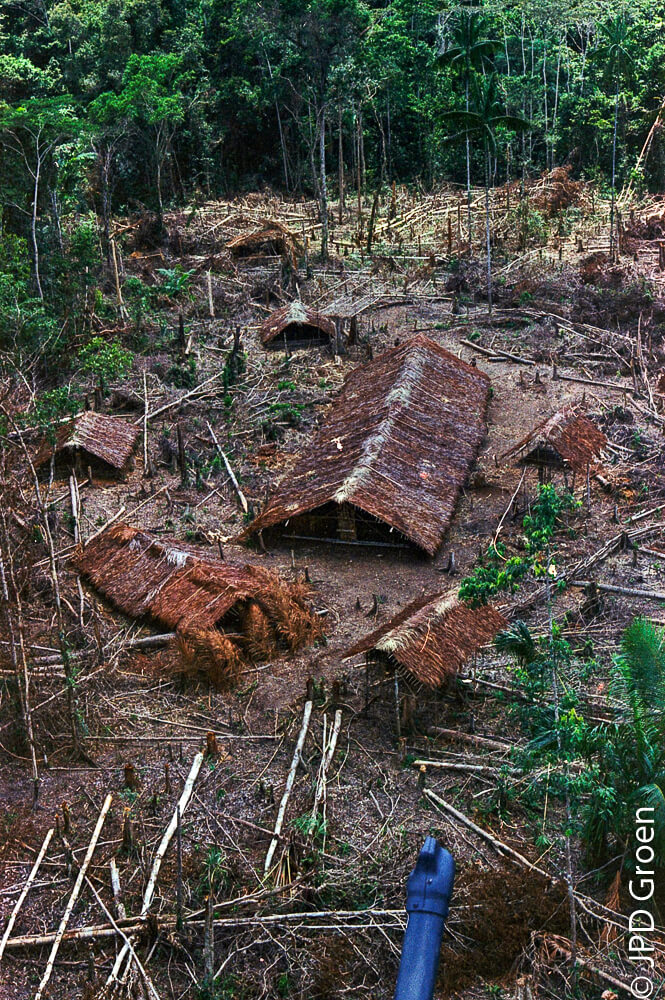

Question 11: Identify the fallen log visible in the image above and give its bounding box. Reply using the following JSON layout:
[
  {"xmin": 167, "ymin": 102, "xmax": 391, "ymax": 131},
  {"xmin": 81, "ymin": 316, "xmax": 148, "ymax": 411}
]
[
  {"xmin": 423, "ymin": 789, "xmax": 633, "ymax": 938},
  {"xmin": 570, "ymin": 580, "xmax": 665, "ymax": 601}
]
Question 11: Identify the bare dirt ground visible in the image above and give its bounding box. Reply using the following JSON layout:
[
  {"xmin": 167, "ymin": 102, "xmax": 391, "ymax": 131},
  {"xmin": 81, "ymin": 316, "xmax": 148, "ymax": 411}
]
[{"xmin": 2, "ymin": 177, "xmax": 665, "ymax": 1000}]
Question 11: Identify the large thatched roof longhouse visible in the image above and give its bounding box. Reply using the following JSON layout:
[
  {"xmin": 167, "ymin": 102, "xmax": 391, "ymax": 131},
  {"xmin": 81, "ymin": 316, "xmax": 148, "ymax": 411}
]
[
  {"xmin": 344, "ymin": 592, "xmax": 507, "ymax": 690},
  {"xmin": 501, "ymin": 405, "xmax": 607, "ymax": 478},
  {"xmin": 34, "ymin": 411, "xmax": 140, "ymax": 476},
  {"xmin": 73, "ymin": 524, "xmax": 322, "ymax": 686},
  {"xmin": 241, "ymin": 335, "xmax": 491, "ymax": 554},
  {"xmin": 260, "ymin": 301, "xmax": 337, "ymax": 351}
]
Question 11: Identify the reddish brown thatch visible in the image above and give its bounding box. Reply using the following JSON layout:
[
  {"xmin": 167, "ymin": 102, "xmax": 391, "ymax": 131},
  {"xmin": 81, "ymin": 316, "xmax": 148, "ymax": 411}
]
[
  {"xmin": 501, "ymin": 405, "xmax": 606, "ymax": 473},
  {"xmin": 344, "ymin": 592, "xmax": 507, "ymax": 689},
  {"xmin": 226, "ymin": 220, "xmax": 302, "ymax": 267},
  {"xmin": 260, "ymin": 301, "xmax": 336, "ymax": 349},
  {"xmin": 241, "ymin": 335, "xmax": 490, "ymax": 555},
  {"xmin": 73, "ymin": 524, "xmax": 321, "ymax": 684},
  {"xmin": 34, "ymin": 412, "xmax": 140, "ymax": 473}
]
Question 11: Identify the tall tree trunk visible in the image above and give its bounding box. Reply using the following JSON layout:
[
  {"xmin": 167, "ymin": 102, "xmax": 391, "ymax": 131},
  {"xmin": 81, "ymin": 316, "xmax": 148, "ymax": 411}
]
[
  {"xmin": 319, "ymin": 107, "xmax": 328, "ymax": 259},
  {"xmin": 264, "ymin": 50, "xmax": 290, "ymax": 191},
  {"xmin": 466, "ymin": 77, "xmax": 472, "ymax": 254},
  {"xmin": 338, "ymin": 106, "xmax": 345, "ymax": 223},
  {"xmin": 485, "ymin": 141, "xmax": 492, "ymax": 315},
  {"xmin": 31, "ymin": 151, "xmax": 43, "ymax": 300},
  {"xmin": 610, "ymin": 78, "xmax": 619, "ymax": 260}
]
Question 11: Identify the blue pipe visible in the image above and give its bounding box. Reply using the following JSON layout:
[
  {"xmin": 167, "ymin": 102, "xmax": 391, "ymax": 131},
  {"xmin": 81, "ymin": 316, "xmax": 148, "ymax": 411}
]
[{"xmin": 393, "ymin": 837, "xmax": 455, "ymax": 1000}]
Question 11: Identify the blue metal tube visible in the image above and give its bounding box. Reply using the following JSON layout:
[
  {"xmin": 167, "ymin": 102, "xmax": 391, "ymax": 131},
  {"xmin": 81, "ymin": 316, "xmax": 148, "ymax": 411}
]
[{"xmin": 393, "ymin": 837, "xmax": 455, "ymax": 1000}]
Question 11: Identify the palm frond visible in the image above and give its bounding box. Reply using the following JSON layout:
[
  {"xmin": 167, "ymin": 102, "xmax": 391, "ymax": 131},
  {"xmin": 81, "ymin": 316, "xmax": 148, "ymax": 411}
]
[{"xmin": 494, "ymin": 620, "xmax": 536, "ymax": 665}]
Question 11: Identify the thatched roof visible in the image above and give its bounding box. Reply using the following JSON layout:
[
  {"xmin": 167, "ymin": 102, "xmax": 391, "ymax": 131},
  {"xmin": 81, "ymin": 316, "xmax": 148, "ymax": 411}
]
[
  {"xmin": 34, "ymin": 412, "xmax": 140, "ymax": 472},
  {"xmin": 226, "ymin": 220, "xmax": 302, "ymax": 267},
  {"xmin": 501, "ymin": 405, "xmax": 606, "ymax": 472},
  {"xmin": 344, "ymin": 592, "xmax": 507, "ymax": 689},
  {"xmin": 259, "ymin": 301, "xmax": 336, "ymax": 348},
  {"xmin": 241, "ymin": 335, "xmax": 490, "ymax": 555},
  {"xmin": 73, "ymin": 524, "xmax": 321, "ymax": 683}
]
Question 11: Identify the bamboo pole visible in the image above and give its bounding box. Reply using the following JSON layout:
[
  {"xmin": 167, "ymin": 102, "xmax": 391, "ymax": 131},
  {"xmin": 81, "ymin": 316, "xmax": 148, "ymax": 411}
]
[
  {"xmin": 0, "ymin": 828, "xmax": 54, "ymax": 960},
  {"xmin": 265, "ymin": 701, "xmax": 313, "ymax": 873},
  {"xmin": 106, "ymin": 752, "xmax": 203, "ymax": 987},
  {"xmin": 34, "ymin": 794, "xmax": 112, "ymax": 1000}
]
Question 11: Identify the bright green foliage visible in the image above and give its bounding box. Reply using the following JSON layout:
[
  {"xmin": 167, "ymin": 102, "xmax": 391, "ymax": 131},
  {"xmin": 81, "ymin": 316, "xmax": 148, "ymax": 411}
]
[
  {"xmin": 458, "ymin": 541, "xmax": 528, "ymax": 607},
  {"xmin": 581, "ymin": 619, "xmax": 665, "ymax": 866},
  {"xmin": 459, "ymin": 484, "xmax": 579, "ymax": 606},
  {"xmin": 78, "ymin": 337, "xmax": 134, "ymax": 393}
]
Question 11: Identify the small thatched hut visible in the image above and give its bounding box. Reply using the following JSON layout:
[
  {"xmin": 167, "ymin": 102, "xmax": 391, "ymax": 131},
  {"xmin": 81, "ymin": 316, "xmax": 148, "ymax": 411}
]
[
  {"xmin": 241, "ymin": 335, "xmax": 490, "ymax": 554},
  {"xmin": 260, "ymin": 301, "xmax": 337, "ymax": 350},
  {"xmin": 73, "ymin": 524, "xmax": 321, "ymax": 685},
  {"xmin": 344, "ymin": 592, "xmax": 507, "ymax": 690},
  {"xmin": 34, "ymin": 412, "xmax": 140, "ymax": 476},
  {"xmin": 501, "ymin": 405, "xmax": 606, "ymax": 477},
  {"xmin": 226, "ymin": 221, "xmax": 301, "ymax": 268}
]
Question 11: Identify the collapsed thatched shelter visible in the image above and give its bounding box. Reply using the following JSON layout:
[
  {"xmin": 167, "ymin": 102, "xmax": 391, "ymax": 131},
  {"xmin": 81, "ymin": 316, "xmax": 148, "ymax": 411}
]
[
  {"xmin": 501, "ymin": 406, "xmax": 606, "ymax": 474},
  {"xmin": 34, "ymin": 412, "xmax": 140, "ymax": 476},
  {"xmin": 241, "ymin": 335, "xmax": 490, "ymax": 554},
  {"xmin": 226, "ymin": 220, "xmax": 301, "ymax": 267},
  {"xmin": 344, "ymin": 592, "xmax": 507, "ymax": 689},
  {"xmin": 260, "ymin": 301, "xmax": 337, "ymax": 350},
  {"xmin": 73, "ymin": 524, "xmax": 321, "ymax": 685}
]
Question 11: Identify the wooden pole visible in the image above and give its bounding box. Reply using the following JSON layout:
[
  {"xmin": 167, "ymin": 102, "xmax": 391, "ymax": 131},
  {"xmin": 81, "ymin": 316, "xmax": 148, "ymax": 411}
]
[
  {"xmin": 106, "ymin": 753, "xmax": 203, "ymax": 988},
  {"xmin": 206, "ymin": 421, "xmax": 248, "ymax": 514},
  {"xmin": 0, "ymin": 828, "xmax": 54, "ymax": 960},
  {"xmin": 34, "ymin": 794, "xmax": 112, "ymax": 1000},
  {"xmin": 265, "ymin": 701, "xmax": 313, "ymax": 874}
]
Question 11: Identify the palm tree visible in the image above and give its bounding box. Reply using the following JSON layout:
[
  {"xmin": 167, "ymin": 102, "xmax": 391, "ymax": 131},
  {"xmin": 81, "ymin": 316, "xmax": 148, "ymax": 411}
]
[
  {"xmin": 584, "ymin": 618, "xmax": 665, "ymax": 866},
  {"xmin": 443, "ymin": 75, "xmax": 528, "ymax": 314},
  {"xmin": 595, "ymin": 15, "xmax": 633, "ymax": 259},
  {"xmin": 438, "ymin": 8, "xmax": 497, "ymax": 253}
]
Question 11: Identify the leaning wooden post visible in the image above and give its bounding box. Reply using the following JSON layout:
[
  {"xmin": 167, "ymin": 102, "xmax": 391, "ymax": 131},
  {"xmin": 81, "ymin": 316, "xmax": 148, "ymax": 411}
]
[
  {"xmin": 394, "ymin": 673, "xmax": 401, "ymax": 740},
  {"xmin": 0, "ymin": 827, "xmax": 54, "ymax": 960},
  {"xmin": 264, "ymin": 700, "xmax": 313, "ymax": 874},
  {"xmin": 34, "ymin": 794, "xmax": 112, "ymax": 1000},
  {"xmin": 106, "ymin": 753, "xmax": 204, "ymax": 988},
  {"xmin": 207, "ymin": 270, "xmax": 214, "ymax": 318},
  {"xmin": 176, "ymin": 804, "xmax": 183, "ymax": 931}
]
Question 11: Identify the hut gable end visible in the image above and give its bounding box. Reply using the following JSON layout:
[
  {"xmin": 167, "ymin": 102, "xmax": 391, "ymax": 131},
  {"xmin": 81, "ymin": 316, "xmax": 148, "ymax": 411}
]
[
  {"xmin": 34, "ymin": 412, "xmax": 140, "ymax": 473},
  {"xmin": 345, "ymin": 592, "xmax": 507, "ymax": 689},
  {"xmin": 260, "ymin": 301, "xmax": 336, "ymax": 349},
  {"xmin": 501, "ymin": 405, "xmax": 607, "ymax": 473}
]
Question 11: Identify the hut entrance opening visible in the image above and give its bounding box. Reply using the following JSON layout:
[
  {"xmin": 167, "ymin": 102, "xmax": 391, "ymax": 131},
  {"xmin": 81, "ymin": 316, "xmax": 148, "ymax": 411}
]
[
  {"xmin": 276, "ymin": 501, "xmax": 416, "ymax": 551},
  {"xmin": 270, "ymin": 322, "xmax": 331, "ymax": 351}
]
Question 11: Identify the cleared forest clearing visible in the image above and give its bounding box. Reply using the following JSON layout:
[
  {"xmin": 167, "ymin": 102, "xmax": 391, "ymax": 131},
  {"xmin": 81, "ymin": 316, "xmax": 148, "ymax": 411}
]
[{"xmin": 1, "ymin": 178, "xmax": 665, "ymax": 1000}]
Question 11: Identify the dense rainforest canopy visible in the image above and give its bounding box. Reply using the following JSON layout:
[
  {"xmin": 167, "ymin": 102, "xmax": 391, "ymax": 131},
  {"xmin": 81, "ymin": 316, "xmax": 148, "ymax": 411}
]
[{"xmin": 1, "ymin": 0, "xmax": 665, "ymax": 352}]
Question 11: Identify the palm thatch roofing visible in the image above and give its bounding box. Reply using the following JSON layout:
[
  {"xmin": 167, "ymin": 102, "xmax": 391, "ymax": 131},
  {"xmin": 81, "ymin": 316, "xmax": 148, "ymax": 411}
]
[
  {"xmin": 73, "ymin": 524, "xmax": 321, "ymax": 684},
  {"xmin": 344, "ymin": 592, "xmax": 507, "ymax": 689},
  {"xmin": 260, "ymin": 301, "xmax": 336, "ymax": 348},
  {"xmin": 226, "ymin": 220, "xmax": 302, "ymax": 267},
  {"xmin": 241, "ymin": 334, "xmax": 491, "ymax": 555},
  {"xmin": 34, "ymin": 411, "xmax": 140, "ymax": 472},
  {"xmin": 501, "ymin": 405, "xmax": 606, "ymax": 473}
]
